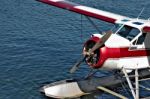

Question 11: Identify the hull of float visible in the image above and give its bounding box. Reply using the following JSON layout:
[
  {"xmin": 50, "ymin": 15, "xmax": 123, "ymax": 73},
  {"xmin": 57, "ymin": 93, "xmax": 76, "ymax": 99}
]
[{"xmin": 40, "ymin": 69, "xmax": 150, "ymax": 98}]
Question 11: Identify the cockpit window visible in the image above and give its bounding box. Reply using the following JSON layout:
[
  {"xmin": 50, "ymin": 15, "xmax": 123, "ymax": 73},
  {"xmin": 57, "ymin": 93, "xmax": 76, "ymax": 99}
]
[
  {"xmin": 117, "ymin": 25, "xmax": 132, "ymax": 39},
  {"xmin": 113, "ymin": 24, "xmax": 140, "ymax": 41},
  {"xmin": 126, "ymin": 28, "xmax": 140, "ymax": 41}
]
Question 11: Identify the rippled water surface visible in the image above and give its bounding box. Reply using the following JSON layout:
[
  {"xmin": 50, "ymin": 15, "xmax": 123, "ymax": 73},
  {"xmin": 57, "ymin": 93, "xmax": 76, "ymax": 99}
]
[{"xmin": 0, "ymin": 0, "xmax": 150, "ymax": 99}]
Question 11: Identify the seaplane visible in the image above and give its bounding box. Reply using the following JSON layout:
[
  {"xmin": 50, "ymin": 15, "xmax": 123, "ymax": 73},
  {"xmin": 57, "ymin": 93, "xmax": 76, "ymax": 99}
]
[{"xmin": 36, "ymin": 0, "xmax": 150, "ymax": 99}]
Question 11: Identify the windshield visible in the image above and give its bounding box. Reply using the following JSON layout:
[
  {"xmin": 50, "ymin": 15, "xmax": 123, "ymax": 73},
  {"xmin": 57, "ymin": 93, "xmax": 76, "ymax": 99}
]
[{"xmin": 112, "ymin": 24, "xmax": 140, "ymax": 41}]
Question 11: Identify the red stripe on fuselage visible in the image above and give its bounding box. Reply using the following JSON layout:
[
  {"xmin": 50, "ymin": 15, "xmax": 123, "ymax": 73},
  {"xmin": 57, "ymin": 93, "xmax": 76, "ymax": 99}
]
[
  {"xmin": 37, "ymin": 0, "xmax": 116, "ymax": 23},
  {"xmin": 93, "ymin": 47, "xmax": 150, "ymax": 68}
]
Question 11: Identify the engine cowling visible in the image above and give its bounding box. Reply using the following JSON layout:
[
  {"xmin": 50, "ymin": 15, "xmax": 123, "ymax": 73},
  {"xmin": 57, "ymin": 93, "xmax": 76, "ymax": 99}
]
[
  {"xmin": 83, "ymin": 35, "xmax": 121, "ymax": 69},
  {"xmin": 83, "ymin": 36, "xmax": 102, "ymax": 68}
]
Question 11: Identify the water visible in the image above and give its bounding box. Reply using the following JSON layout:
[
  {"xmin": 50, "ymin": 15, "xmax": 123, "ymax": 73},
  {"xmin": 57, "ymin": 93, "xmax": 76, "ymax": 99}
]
[{"xmin": 0, "ymin": 0, "xmax": 150, "ymax": 99}]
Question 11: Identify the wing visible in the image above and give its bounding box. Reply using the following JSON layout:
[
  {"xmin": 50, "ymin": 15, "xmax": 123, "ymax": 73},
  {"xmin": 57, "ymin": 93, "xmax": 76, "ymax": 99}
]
[
  {"xmin": 37, "ymin": 0, "xmax": 150, "ymax": 33},
  {"xmin": 37, "ymin": 0, "xmax": 128, "ymax": 24}
]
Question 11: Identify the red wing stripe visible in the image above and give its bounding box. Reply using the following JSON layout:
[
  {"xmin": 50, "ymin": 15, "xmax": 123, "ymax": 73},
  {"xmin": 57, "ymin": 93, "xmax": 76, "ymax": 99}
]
[{"xmin": 37, "ymin": 0, "xmax": 127, "ymax": 23}]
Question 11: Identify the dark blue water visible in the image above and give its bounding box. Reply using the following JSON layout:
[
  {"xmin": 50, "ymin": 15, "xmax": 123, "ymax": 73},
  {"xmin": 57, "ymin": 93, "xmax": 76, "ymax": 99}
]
[{"xmin": 0, "ymin": 0, "xmax": 150, "ymax": 99}]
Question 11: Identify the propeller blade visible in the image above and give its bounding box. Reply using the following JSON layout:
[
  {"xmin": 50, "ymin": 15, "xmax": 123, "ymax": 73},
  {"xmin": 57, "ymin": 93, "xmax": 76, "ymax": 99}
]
[
  {"xmin": 70, "ymin": 56, "xmax": 86, "ymax": 73},
  {"xmin": 89, "ymin": 31, "xmax": 112, "ymax": 54},
  {"xmin": 101, "ymin": 31, "xmax": 113, "ymax": 43}
]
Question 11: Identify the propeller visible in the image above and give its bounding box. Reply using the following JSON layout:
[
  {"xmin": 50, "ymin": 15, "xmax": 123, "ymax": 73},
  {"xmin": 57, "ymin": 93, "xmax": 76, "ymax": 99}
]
[{"xmin": 69, "ymin": 31, "xmax": 112, "ymax": 73}]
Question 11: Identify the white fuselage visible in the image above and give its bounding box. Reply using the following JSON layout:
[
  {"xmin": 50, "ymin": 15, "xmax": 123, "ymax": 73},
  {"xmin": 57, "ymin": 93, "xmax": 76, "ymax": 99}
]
[{"xmin": 92, "ymin": 33, "xmax": 150, "ymax": 70}]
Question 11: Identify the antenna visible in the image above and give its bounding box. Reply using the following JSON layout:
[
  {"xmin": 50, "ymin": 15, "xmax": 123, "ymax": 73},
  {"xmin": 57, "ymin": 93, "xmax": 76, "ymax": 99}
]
[{"xmin": 137, "ymin": 7, "xmax": 145, "ymax": 19}]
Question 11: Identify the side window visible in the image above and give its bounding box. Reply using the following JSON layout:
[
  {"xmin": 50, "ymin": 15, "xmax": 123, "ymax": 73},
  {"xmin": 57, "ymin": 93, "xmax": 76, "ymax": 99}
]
[
  {"xmin": 132, "ymin": 33, "xmax": 146, "ymax": 45},
  {"xmin": 126, "ymin": 28, "xmax": 140, "ymax": 41},
  {"xmin": 136, "ymin": 33, "xmax": 147, "ymax": 44}
]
